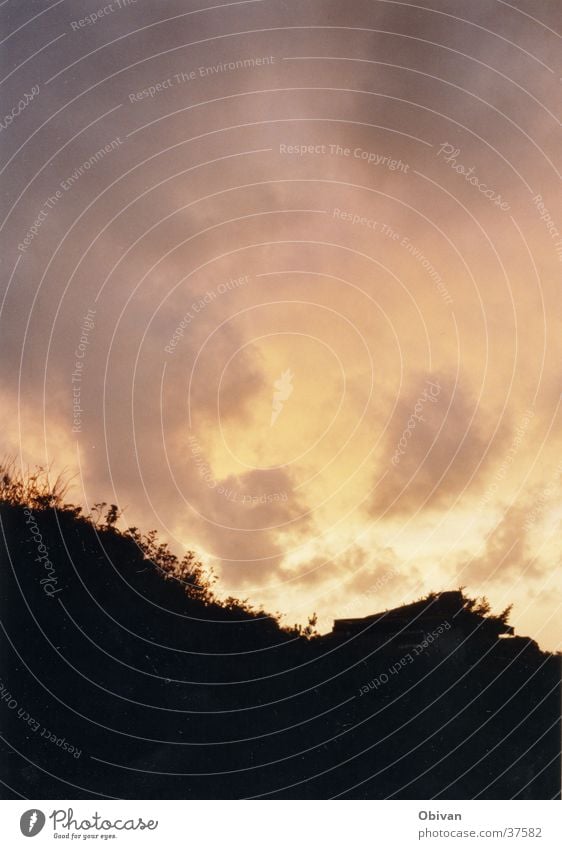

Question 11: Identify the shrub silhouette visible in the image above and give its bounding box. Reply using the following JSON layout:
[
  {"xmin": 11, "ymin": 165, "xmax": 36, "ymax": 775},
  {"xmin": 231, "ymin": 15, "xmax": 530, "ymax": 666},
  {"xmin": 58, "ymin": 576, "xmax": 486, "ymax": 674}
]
[{"xmin": 0, "ymin": 465, "xmax": 559, "ymax": 799}]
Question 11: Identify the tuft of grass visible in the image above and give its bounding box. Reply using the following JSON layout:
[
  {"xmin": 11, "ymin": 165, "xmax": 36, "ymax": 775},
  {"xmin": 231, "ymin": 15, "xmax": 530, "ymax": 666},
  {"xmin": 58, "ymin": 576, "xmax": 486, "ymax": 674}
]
[{"xmin": 0, "ymin": 459, "xmax": 71, "ymax": 511}]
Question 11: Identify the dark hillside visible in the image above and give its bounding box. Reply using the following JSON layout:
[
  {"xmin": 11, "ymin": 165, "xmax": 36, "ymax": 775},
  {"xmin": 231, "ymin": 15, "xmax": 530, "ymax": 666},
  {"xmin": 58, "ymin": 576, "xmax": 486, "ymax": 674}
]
[{"xmin": 0, "ymin": 478, "xmax": 559, "ymax": 799}]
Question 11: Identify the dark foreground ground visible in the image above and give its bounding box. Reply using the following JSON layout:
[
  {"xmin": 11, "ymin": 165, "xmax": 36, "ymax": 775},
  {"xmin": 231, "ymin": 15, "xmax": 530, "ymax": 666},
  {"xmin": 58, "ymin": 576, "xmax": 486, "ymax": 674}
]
[{"xmin": 1, "ymin": 500, "xmax": 559, "ymax": 799}]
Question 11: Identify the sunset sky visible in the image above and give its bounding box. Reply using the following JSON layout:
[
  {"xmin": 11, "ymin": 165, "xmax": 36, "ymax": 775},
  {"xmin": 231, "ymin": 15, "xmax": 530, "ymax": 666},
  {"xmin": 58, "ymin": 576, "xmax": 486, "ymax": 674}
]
[{"xmin": 1, "ymin": 0, "xmax": 560, "ymax": 649}]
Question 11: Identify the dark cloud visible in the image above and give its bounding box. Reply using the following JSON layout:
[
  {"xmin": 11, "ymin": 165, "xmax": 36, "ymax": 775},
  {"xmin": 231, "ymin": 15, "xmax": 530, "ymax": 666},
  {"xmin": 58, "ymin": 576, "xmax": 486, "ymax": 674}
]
[
  {"xmin": 369, "ymin": 372, "xmax": 503, "ymax": 518},
  {"xmin": 457, "ymin": 501, "xmax": 543, "ymax": 587},
  {"xmin": 191, "ymin": 466, "xmax": 312, "ymax": 588}
]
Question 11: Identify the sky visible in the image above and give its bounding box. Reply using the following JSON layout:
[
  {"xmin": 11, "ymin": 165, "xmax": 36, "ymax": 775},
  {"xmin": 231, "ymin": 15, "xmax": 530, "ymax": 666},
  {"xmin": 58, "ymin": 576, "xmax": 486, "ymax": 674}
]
[{"xmin": 0, "ymin": 0, "xmax": 560, "ymax": 650}]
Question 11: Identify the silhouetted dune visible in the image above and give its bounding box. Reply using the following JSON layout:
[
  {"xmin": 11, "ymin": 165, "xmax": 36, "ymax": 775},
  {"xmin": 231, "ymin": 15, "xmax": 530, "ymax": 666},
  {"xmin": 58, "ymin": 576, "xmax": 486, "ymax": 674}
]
[{"xmin": 1, "ymin": 495, "xmax": 559, "ymax": 799}]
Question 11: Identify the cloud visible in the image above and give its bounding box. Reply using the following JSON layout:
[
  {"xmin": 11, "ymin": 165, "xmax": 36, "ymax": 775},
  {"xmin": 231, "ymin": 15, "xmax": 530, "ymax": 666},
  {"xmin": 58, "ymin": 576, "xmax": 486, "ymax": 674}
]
[
  {"xmin": 278, "ymin": 541, "xmax": 421, "ymax": 620},
  {"xmin": 191, "ymin": 466, "xmax": 313, "ymax": 589},
  {"xmin": 457, "ymin": 502, "xmax": 542, "ymax": 587},
  {"xmin": 369, "ymin": 372, "xmax": 498, "ymax": 518}
]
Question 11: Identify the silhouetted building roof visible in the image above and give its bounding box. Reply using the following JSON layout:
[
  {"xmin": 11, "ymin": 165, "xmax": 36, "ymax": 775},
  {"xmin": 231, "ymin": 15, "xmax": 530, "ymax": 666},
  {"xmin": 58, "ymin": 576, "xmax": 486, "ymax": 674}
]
[{"xmin": 329, "ymin": 591, "xmax": 514, "ymax": 646}]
